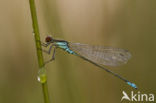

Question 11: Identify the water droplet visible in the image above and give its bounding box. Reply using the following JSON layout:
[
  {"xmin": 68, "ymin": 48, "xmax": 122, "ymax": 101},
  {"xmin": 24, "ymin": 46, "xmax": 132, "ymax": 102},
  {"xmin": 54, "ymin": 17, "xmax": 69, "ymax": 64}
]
[
  {"xmin": 37, "ymin": 67, "xmax": 47, "ymax": 83},
  {"xmin": 32, "ymin": 31, "xmax": 35, "ymax": 35}
]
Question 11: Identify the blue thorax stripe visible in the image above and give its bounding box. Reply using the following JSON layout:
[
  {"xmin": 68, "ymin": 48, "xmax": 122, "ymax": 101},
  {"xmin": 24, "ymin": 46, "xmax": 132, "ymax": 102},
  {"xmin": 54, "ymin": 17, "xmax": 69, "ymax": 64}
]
[{"xmin": 56, "ymin": 42, "xmax": 75, "ymax": 54}]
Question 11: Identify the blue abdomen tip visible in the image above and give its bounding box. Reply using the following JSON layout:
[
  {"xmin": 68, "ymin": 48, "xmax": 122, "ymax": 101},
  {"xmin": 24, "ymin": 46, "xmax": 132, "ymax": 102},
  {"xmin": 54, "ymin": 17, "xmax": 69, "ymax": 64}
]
[{"xmin": 127, "ymin": 82, "xmax": 137, "ymax": 89}]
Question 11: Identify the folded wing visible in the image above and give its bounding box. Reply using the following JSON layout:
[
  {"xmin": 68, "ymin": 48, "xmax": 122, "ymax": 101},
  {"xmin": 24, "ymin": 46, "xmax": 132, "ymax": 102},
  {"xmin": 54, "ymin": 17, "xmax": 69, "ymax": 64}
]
[{"xmin": 68, "ymin": 43, "xmax": 131, "ymax": 66}]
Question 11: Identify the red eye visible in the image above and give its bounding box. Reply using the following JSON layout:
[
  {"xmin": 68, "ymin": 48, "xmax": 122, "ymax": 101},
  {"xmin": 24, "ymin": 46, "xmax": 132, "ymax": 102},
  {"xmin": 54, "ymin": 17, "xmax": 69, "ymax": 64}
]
[{"xmin": 45, "ymin": 36, "xmax": 52, "ymax": 42}]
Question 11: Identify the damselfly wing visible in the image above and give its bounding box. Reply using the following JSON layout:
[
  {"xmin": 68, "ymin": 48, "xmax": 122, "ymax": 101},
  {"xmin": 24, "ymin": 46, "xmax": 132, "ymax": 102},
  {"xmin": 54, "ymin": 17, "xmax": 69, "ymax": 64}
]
[{"xmin": 68, "ymin": 43, "xmax": 131, "ymax": 67}]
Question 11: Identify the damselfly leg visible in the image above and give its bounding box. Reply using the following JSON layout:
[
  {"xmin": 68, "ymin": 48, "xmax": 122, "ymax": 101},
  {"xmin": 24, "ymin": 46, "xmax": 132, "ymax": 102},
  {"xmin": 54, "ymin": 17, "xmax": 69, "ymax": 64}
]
[
  {"xmin": 41, "ymin": 43, "xmax": 53, "ymax": 54},
  {"xmin": 43, "ymin": 46, "xmax": 56, "ymax": 65},
  {"xmin": 39, "ymin": 41, "xmax": 56, "ymax": 65},
  {"xmin": 41, "ymin": 42, "xmax": 50, "ymax": 47}
]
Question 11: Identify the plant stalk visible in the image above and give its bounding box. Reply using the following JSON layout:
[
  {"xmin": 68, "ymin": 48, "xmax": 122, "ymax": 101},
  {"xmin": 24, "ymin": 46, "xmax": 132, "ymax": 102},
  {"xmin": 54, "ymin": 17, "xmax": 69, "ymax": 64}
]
[{"xmin": 29, "ymin": 0, "xmax": 50, "ymax": 103}]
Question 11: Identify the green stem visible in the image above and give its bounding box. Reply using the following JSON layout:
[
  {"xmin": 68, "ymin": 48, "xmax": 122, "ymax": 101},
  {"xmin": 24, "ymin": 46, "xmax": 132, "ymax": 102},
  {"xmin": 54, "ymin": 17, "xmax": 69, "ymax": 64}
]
[{"xmin": 29, "ymin": 0, "xmax": 50, "ymax": 103}]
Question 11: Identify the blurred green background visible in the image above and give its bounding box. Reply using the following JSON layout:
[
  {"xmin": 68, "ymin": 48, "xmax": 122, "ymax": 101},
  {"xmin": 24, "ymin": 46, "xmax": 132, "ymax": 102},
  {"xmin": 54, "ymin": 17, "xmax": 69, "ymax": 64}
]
[{"xmin": 0, "ymin": 0, "xmax": 156, "ymax": 103}]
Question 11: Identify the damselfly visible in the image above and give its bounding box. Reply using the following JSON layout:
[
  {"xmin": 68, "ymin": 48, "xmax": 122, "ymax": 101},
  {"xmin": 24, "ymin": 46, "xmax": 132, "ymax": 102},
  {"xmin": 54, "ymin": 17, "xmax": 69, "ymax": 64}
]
[{"xmin": 40, "ymin": 36, "xmax": 137, "ymax": 89}]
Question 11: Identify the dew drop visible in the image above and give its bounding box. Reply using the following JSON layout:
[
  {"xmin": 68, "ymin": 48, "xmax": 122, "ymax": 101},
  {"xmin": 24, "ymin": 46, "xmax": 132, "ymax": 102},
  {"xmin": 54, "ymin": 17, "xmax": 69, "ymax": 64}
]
[{"xmin": 37, "ymin": 67, "xmax": 47, "ymax": 83}]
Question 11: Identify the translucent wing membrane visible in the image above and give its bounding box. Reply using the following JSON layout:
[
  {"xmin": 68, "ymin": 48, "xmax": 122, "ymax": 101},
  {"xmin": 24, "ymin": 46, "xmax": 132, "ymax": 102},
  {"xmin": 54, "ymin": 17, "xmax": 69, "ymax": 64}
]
[{"xmin": 68, "ymin": 43, "xmax": 131, "ymax": 66}]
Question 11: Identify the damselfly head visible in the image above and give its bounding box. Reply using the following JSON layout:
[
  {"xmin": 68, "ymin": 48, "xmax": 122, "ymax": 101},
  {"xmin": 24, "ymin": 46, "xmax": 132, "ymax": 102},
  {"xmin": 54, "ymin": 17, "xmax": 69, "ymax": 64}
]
[{"xmin": 45, "ymin": 36, "xmax": 54, "ymax": 43}]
